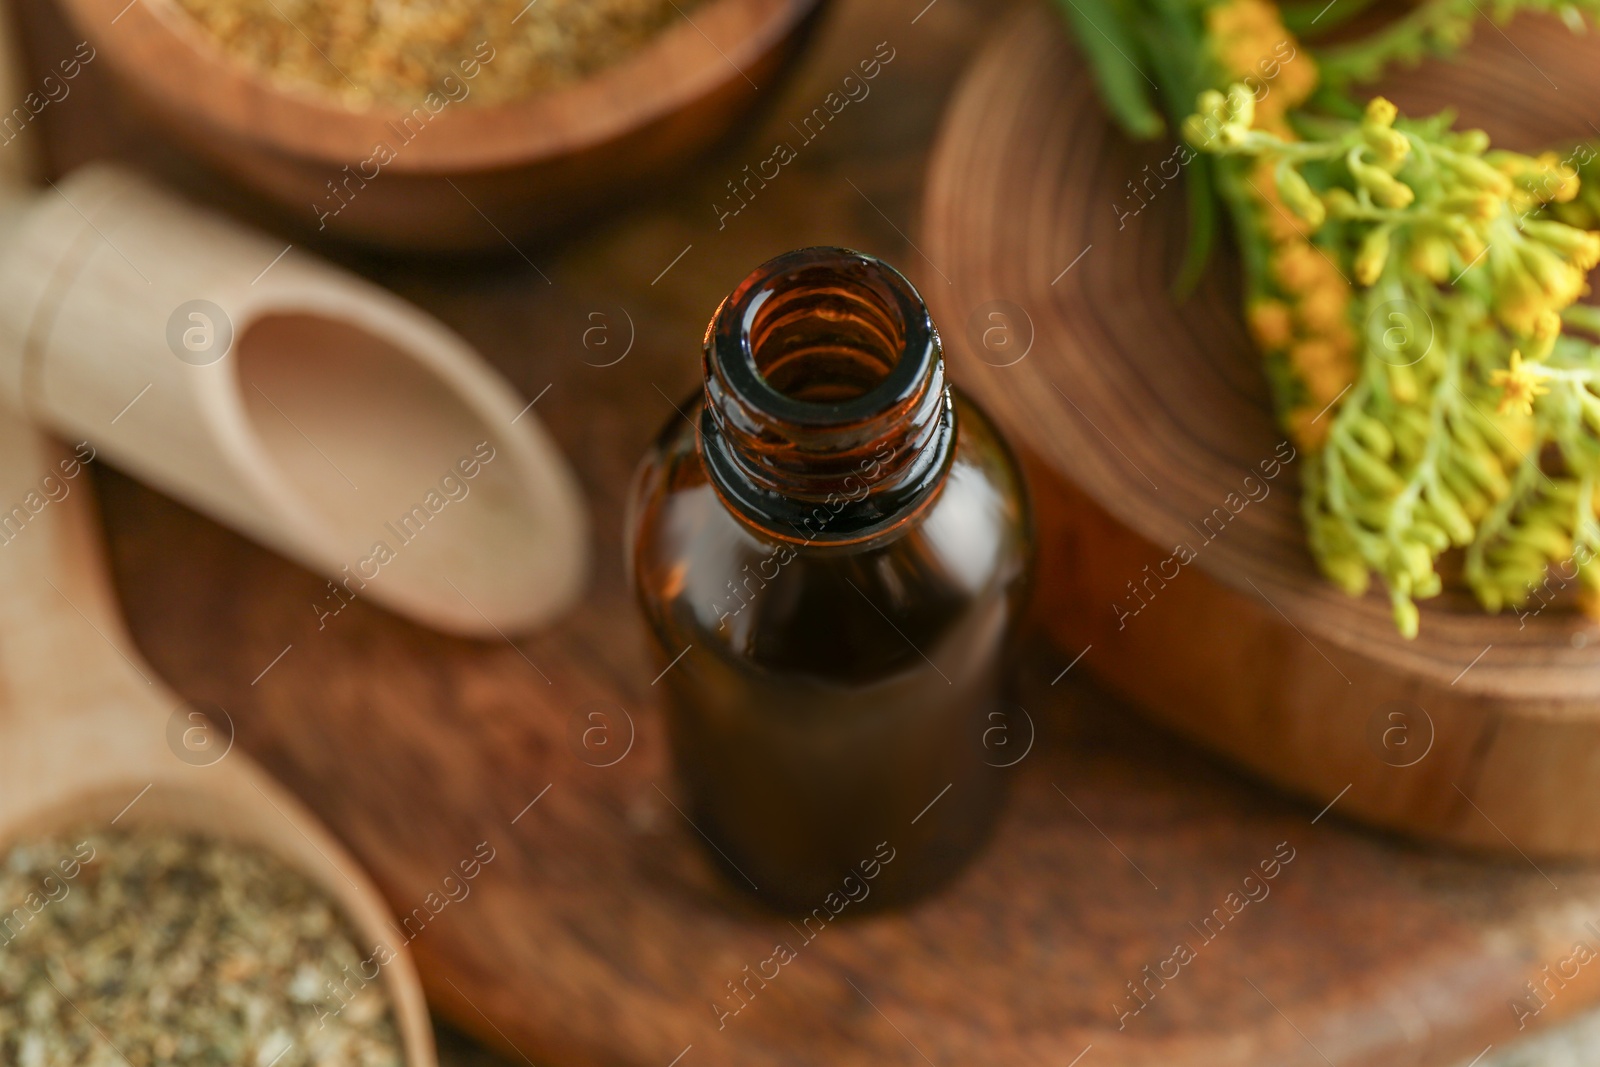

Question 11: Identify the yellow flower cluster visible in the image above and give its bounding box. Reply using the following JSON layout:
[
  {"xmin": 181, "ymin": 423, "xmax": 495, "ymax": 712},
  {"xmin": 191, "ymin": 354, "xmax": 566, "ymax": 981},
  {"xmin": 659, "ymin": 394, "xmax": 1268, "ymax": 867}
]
[
  {"xmin": 1499, "ymin": 151, "xmax": 1582, "ymax": 217},
  {"xmin": 1249, "ymin": 243, "xmax": 1356, "ymax": 450},
  {"xmin": 1243, "ymin": 94, "xmax": 1600, "ymax": 439},
  {"xmin": 1427, "ymin": 150, "xmax": 1596, "ymax": 354},
  {"xmin": 1203, "ymin": 0, "xmax": 1352, "ymax": 448},
  {"xmin": 1204, "ymin": 0, "xmax": 1315, "ymax": 136},
  {"xmin": 1490, "ymin": 216, "xmax": 1599, "ymax": 346}
]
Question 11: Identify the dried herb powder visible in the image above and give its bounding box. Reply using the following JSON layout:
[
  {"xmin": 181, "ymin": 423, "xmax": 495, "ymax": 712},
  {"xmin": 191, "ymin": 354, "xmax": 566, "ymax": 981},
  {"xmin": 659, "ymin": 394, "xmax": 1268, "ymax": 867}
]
[
  {"xmin": 167, "ymin": 0, "xmax": 707, "ymax": 108},
  {"xmin": 0, "ymin": 828, "xmax": 403, "ymax": 1067}
]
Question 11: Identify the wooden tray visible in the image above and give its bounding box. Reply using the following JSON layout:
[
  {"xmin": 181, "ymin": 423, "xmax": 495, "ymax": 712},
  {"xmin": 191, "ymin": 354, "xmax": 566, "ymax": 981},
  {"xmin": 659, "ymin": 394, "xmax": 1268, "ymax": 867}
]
[
  {"xmin": 922, "ymin": 3, "xmax": 1600, "ymax": 858},
  {"xmin": 20, "ymin": 0, "xmax": 1600, "ymax": 1063}
]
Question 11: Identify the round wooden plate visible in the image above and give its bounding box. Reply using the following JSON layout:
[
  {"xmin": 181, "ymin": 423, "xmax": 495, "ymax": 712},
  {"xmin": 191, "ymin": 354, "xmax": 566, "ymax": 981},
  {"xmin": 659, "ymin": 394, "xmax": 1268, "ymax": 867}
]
[{"xmin": 923, "ymin": 4, "xmax": 1600, "ymax": 857}]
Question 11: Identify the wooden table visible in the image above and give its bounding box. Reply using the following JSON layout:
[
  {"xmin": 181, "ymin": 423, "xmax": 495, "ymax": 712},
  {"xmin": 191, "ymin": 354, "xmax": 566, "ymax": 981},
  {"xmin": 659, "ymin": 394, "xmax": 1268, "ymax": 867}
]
[{"xmin": 17, "ymin": 0, "xmax": 1600, "ymax": 1064}]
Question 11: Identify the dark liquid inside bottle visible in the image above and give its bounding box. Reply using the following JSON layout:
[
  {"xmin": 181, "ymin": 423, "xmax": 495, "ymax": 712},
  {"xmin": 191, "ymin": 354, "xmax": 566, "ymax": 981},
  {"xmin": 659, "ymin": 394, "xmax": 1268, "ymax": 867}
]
[{"xmin": 626, "ymin": 248, "xmax": 1032, "ymax": 911}]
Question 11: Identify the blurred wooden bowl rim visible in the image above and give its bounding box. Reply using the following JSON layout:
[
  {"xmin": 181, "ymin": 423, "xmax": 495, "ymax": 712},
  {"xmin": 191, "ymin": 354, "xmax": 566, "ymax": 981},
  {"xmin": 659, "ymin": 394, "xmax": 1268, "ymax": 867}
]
[
  {"xmin": 51, "ymin": 0, "xmax": 822, "ymax": 250},
  {"xmin": 63, "ymin": 0, "xmax": 816, "ymax": 172}
]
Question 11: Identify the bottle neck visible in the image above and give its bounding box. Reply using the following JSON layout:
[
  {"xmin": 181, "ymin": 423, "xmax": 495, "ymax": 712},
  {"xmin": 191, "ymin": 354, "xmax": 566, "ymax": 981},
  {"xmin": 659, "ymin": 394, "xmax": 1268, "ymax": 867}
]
[{"xmin": 699, "ymin": 248, "xmax": 955, "ymax": 545}]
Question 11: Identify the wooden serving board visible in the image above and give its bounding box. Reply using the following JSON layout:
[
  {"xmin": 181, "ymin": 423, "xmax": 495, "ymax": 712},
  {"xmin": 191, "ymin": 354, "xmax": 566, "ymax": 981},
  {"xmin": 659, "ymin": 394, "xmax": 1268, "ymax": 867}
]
[
  {"xmin": 922, "ymin": 5, "xmax": 1600, "ymax": 858},
  {"xmin": 18, "ymin": 0, "xmax": 1600, "ymax": 1064}
]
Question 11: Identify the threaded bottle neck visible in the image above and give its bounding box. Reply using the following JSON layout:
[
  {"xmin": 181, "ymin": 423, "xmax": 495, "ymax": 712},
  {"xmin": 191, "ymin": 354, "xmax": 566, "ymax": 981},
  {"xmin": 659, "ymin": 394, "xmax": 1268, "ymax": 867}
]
[{"xmin": 699, "ymin": 247, "xmax": 955, "ymax": 544}]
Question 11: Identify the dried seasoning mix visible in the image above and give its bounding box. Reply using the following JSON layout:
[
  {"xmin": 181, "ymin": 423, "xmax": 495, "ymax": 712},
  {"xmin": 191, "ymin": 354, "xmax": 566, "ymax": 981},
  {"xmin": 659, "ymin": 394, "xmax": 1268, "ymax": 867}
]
[
  {"xmin": 0, "ymin": 828, "xmax": 403, "ymax": 1067},
  {"xmin": 168, "ymin": 0, "xmax": 707, "ymax": 108}
]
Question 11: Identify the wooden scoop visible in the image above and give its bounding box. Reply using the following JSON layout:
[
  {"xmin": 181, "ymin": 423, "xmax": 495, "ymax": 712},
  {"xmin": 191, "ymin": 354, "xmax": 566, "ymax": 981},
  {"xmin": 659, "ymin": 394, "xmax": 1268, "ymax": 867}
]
[
  {"xmin": 0, "ymin": 413, "xmax": 437, "ymax": 1066},
  {"xmin": 0, "ymin": 163, "xmax": 589, "ymax": 638}
]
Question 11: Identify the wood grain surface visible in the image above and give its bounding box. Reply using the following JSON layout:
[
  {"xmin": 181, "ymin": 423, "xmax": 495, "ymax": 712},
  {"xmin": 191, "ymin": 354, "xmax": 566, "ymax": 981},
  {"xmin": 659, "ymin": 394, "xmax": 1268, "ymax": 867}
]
[
  {"xmin": 15, "ymin": 0, "xmax": 1600, "ymax": 1063},
  {"xmin": 922, "ymin": 4, "xmax": 1600, "ymax": 857}
]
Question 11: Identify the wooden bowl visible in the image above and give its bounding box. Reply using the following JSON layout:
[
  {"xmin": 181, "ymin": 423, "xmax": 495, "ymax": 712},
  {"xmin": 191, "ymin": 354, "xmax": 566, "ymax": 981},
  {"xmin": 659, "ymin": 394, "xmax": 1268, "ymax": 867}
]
[
  {"xmin": 54, "ymin": 0, "xmax": 823, "ymax": 252},
  {"xmin": 0, "ymin": 419, "xmax": 436, "ymax": 1065},
  {"xmin": 924, "ymin": 5, "xmax": 1600, "ymax": 858}
]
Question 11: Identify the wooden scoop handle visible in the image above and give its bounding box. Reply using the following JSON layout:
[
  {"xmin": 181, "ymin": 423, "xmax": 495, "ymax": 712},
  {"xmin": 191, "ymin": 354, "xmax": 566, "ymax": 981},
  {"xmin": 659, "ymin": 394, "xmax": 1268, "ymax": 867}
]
[
  {"xmin": 0, "ymin": 408, "xmax": 186, "ymax": 861},
  {"xmin": 0, "ymin": 414, "xmax": 142, "ymax": 715}
]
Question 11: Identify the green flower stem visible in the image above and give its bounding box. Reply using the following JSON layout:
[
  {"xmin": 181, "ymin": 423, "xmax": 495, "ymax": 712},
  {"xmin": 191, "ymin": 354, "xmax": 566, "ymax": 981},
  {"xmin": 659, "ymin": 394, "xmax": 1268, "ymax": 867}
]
[
  {"xmin": 1313, "ymin": 0, "xmax": 1477, "ymax": 87},
  {"xmin": 1280, "ymin": 0, "xmax": 1384, "ymax": 36},
  {"xmin": 1053, "ymin": 0, "xmax": 1167, "ymax": 139},
  {"xmin": 1316, "ymin": 0, "xmax": 1600, "ymax": 88}
]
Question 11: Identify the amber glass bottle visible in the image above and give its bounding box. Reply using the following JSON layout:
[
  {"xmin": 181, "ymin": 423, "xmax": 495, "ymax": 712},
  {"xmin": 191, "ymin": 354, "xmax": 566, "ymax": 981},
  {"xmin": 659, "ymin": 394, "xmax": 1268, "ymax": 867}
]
[{"xmin": 626, "ymin": 248, "xmax": 1032, "ymax": 911}]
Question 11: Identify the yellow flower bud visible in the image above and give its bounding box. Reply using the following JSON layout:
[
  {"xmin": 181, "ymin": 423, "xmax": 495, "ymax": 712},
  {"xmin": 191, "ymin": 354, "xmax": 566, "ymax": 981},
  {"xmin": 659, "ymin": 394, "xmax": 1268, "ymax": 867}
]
[
  {"xmin": 1290, "ymin": 336, "xmax": 1338, "ymax": 371},
  {"xmin": 1413, "ymin": 568, "xmax": 1444, "ymax": 600},
  {"xmin": 1340, "ymin": 436, "xmax": 1403, "ymax": 493},
  {"xmin": 1580, "ymin": 584, "xmax": 1600, "ymax": 621},
  {"xmin": 1492, "ymin": 267, "xmax": 1548, "ymax": 337},
  {"xmin": 1261, "ymin": 207, "xmax": 1309, "ymax": 241},
  {"xmin": 1354, "ymin": 227, "xmax": 1391, "ymax": 285},
  {"xmin": 1366, "ymin": 128, "xmax": 1410, "ymax": 168},
  {"xmin": 1319, "ymin": 552, "xmax": 1371, "ymax": 596},
  {"xmin": 1351, "ymin": 157, "xmax": 1414, "ymax": 208},
  {"xmin": 1363, "ymin": 96, "xmax": 1398, "ymax": 129},
  {"xmin": 1388, "ymin": 362, "xmax": 1419, "ymax": 403},
  {"xmin": 1296, "ymin": 282, "xmax": 1351, "ymax": 333},
  {"xmin": 1322, "ymin": 188, "xmax": 1360, "ymax": 219},
  {"xmin": 1246, "ymin": 299, "xmax": 1295, "ymax": 350},
  {"xmin": 1273, "ymin": 242, "xmax": 1322, "ymax": 293},
  {"xmin": 1519, "ymin": 242, "xmax": 1585, "ymax": 307},
  {"xmin": 1523, "ymin": 219, "xmax": 1600, "ymax": 270},
  {"xmin": 1351, "ymin": 415, "xmax": 1396, "ymax": 460},
  {"xmin": 1446, "ymin": 219, "xmax": 1486, "ymax": 266},
  {"xmin": 1298, "ymin": 347, "xmax": 1354, "ymax": 404},
  {"xmin": 1275, "ymin": 164, "xmax": 1326, "ymax": 228},
  {"xmin": 1277, "ymin": 55, "xmax": 1319, "ymax": 109},
  {"xmin": 1581, "ymin": 558, "xmax": 1600, "ymax": 594},
  {"xmin": 1186, "ymin": 92, "xmax": 1233, "ymax": 150},
  {"xmin": 1555, "ymin": 197, "xmax": 1598, "ymax": 231},
  {"xmin": 1391, "ymin": 595, "xmax": 1420, "ymax": 639},
  {"xmin": 1436, "ymin": 15, "xmax": 1472, "ymax": 48},
  {"xmin": 1182, "ymin": 113, "xmax": 1219, "ymax": 149},
  {"xmin": 1488, "ymin": 150, "xmax": 1528, "ymax": 177},
  {"xmin": 1448, "ymin": 155, "xmax": 1514, "ymax": 197},
  {"xmin": 1423, "ymin": 483, "xmax": 1474, "ymax": 545},
  {"xmin": 1395, "ymin": 539, "xmax": 1434, "ymax": 583},
  {"xmin": 1287, "ymin": 406, "xmax": 1333, "ymax": 451},
  {"xmin": 1226, "ymin": 83, "xmax": 1256, "ymax": 128},
  {"xmin": 1439, "ymin": 193, "xmax": 1501, "ymax": 223},
  {"xmin": 1376, "ymin": 173, "xmax": 1415, "ymax": 208},
  {"xmin": 1543, "ymin": 164, "xmax": 1581, "ymax": 204},
  {"xmin": 1406, "ymin": 233, "xmax": 1453, "ymax": 282},
  {"xmin": 1533, "ymin": 309, "xmax": 1562, "ymax": 344},
  {"xmin": 1328, "ymin": 322, "xmax": 1357, "ymax": 358},
  {"xmin": 1578, "ymin": 232, "xmax": 1600, "ymax": 272}
]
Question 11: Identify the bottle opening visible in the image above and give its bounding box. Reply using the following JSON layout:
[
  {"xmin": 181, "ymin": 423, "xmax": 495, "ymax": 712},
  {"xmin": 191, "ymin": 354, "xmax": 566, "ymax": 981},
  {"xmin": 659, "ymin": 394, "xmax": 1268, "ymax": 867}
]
[
  {"xmin": 702, "ymin": 248, "xmax": 955, "ymax": 543},
  {"xmin": 746, "ymin": 274, "xmax": 905, "ymax": 405}
]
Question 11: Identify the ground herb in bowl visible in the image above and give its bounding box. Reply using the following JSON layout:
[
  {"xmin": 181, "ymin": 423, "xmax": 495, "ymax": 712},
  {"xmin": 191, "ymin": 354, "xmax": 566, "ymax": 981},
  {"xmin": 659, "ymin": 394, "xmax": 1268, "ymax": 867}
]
[
  {"xmin": 169, "ymin": 0, "xmax": 708, "ymax": 108},
  {"xmin": 0, "ymin": 828, "xmax": 403, "ymax": 1066}
]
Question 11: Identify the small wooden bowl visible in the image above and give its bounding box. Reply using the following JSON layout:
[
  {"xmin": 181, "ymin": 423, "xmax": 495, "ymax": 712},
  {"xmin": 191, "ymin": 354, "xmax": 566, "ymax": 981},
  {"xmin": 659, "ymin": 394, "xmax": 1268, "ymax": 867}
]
[
  {"xmin": 0, "ymin": 421, "xmax": 435, "ymax": 1066},
  {"xmin": 55, "ymin": 0, "xmax": 823, "ymax": 251}
]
